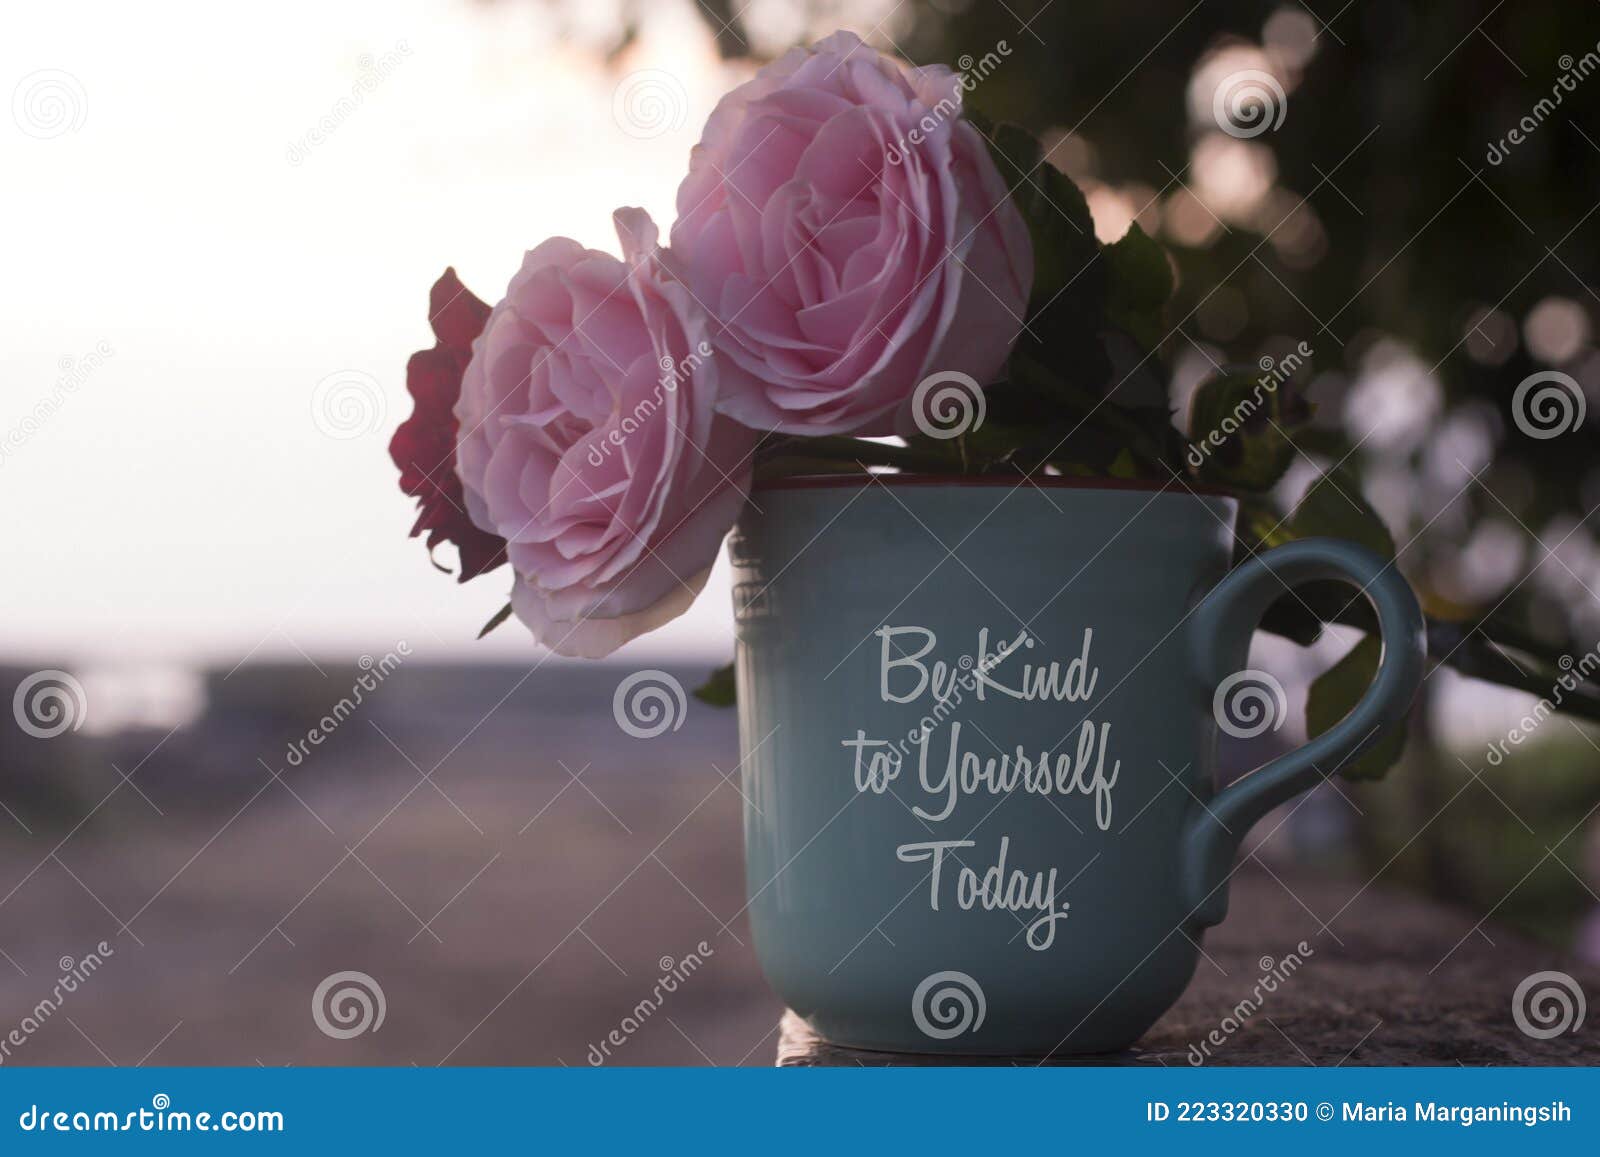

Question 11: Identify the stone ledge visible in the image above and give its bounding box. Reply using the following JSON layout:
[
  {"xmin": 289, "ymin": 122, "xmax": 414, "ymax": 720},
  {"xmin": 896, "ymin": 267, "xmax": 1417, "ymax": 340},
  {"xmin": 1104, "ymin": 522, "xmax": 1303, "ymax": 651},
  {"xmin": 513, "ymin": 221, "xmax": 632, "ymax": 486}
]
[{"xmin": 777, "ymin": 865, "xmax": 1600, "ymax": 1066}]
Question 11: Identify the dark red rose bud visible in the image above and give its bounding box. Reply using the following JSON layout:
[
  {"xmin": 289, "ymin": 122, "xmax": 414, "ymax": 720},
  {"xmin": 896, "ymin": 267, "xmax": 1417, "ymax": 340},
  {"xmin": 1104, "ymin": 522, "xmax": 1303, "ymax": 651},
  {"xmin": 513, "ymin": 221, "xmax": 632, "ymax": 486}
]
[{"xmin": 390, "ymin": 268, "xmax": 507, "ymax": 581}]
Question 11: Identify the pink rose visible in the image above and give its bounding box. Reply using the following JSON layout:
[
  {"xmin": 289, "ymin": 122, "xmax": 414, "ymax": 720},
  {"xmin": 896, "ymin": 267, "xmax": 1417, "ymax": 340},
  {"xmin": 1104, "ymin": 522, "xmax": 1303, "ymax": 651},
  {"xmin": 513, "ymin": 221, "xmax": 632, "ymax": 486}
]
[
  {"xmin": 390, "ymin": 268, "xmax": 508, "ymax": 583},
  {"xmin": 670, "ymin": 31, "xmax": 1033, "ymax": 436},
  {"xmin": 454, "ymin": 209, "xmax": 757, "ymax": 658}
]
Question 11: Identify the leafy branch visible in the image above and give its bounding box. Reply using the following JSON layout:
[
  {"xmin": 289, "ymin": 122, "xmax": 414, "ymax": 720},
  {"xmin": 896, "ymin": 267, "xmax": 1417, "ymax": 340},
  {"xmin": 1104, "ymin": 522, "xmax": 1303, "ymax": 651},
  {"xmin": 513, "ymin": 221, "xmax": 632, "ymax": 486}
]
[{"xmin": 728, "ymin": 117, "xmax": 1600, "ymax": 775}]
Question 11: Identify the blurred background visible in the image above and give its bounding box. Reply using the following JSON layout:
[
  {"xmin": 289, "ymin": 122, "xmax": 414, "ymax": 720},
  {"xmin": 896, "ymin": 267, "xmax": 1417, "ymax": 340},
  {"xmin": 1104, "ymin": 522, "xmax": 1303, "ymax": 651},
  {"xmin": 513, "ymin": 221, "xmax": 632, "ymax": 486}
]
[{"xmin": 4, "ymin": 0, "xmax": 1600, "ymax": 1063}]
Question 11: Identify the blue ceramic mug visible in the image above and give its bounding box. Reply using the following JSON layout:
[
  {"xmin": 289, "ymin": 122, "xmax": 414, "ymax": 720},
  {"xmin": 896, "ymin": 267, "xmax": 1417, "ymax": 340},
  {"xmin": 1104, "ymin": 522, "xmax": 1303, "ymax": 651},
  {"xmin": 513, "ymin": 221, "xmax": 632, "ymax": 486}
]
[{"xmin": 729, "ymin": 477, "xmax": 1424, "ymax": 1056}]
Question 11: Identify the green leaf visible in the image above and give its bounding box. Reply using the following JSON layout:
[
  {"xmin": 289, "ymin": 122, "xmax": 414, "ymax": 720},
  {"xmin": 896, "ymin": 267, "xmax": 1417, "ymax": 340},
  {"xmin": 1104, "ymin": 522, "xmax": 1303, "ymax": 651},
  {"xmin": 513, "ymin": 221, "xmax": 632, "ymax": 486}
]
[
  {"xmin": 1288, "ymin": 467, "xmax": 1396, "ymax": 559},
  {"xmin": 982, "ymin": 122, "xmax": 1103, "ymax": 325},
  {"xmin": 1107, "ymin": 448, "xmax": 1141, "ymax": 479},
  {"xmin": 753, "ymin": 455, "xmax": 870, "ymax": 484},
  {"xmin": 477, "ymin": 601, "xmax": 513, "ymax": 640},
  {"xmin": 692, "ymin": 662, "xmax": 737, "ymax": 708},
  {"xmin": 1259, "ymin": 596, "xmax": 1326, "ymax": 648},
  {"xmin": 1103, "ymin": 223, "xmax": 1173, "ymax": 351},
  {"xmin": 952, "ymin": 418, "xmax": 1035, "ymax": 470},
  {"xmin": 1282, "ymin": 473, "xmax": 1402, "ymax": 778},
  {"xmin": 1305, "ymin": 634, "xmax": 1407, "ymax": 780},
  {"xmin": 1186, "ymin": 368, "xmax": 1306, "ymax": 492},
  {"xmin": 982, "ymin": 121, "xmax": 1134, "ymax": 421},
  {"xmin": 1244, "ymin": 491, "xmax": 1329, "ymax": 648},
  {"xmin": 976, "ymin": 120, "xmax": 1187, "ymax": 472},
  {"xmin": 1252, "ymin": 473, "xmax": 1396, "ymax": 652},
  {"xmin": 1007, "ymin": 352, "xmax": 1168, "ymax": 471},
  {"xmin": 1234, "ymin": 495, "xmax": 1296, "ymax": 555}
]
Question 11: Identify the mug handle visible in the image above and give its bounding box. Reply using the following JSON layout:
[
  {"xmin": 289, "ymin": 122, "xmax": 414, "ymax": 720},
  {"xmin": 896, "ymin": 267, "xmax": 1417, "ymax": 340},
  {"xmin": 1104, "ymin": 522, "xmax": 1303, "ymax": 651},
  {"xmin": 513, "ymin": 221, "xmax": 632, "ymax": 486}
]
[{"xmin": 1180, "ymin": 537, "xmax": 1426, "ymax": 927}]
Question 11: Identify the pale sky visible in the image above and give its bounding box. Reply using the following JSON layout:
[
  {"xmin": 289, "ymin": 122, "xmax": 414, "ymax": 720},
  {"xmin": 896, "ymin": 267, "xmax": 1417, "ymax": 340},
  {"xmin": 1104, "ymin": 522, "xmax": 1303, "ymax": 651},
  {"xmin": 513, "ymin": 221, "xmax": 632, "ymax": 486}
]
[
  {"xmin": 4, "ymin": 0, "xmax": 760, "ymax": 670},
  {"xmin": 1, "ymin": 0, "xmax": 1561, "ymax": 750}
]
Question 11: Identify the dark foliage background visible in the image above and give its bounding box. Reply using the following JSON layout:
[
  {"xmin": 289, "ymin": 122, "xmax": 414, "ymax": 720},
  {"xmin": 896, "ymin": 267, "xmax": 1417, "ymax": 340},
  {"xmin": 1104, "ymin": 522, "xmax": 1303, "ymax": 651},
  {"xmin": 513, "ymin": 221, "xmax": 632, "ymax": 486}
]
[{"xmin": 641, "ymin": 0, "xmax": 1600, "ymax": 940}]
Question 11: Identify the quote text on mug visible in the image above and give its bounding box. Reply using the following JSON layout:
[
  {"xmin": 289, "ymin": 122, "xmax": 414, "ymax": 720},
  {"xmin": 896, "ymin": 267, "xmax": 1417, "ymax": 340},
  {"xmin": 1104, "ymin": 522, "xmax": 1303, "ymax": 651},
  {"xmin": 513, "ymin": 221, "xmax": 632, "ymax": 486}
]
[{"xmin": 841, "ymin": 625, "xmax": 1123, "ymax": 950}]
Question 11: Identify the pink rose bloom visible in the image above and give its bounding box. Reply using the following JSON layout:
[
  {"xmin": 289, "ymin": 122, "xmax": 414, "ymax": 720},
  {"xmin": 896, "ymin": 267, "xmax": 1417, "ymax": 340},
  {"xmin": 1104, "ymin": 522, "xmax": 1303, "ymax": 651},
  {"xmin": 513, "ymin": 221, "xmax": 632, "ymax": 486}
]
[
  {"xmin": 670, "ymin": 30, "xmax": 1033, "ymax": 436},
  {"xmin": 454, "ymin": 209, "xmax": 757, "ymax": 658}
]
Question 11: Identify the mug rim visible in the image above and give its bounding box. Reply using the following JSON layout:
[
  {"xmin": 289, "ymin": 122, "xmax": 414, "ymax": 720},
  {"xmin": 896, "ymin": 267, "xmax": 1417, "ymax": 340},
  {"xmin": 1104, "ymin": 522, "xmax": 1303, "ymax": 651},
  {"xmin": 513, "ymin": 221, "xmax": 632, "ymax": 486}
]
[{"xmin": 753, "ymin": 472, "xmax": 1235, "ymax": 498}]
